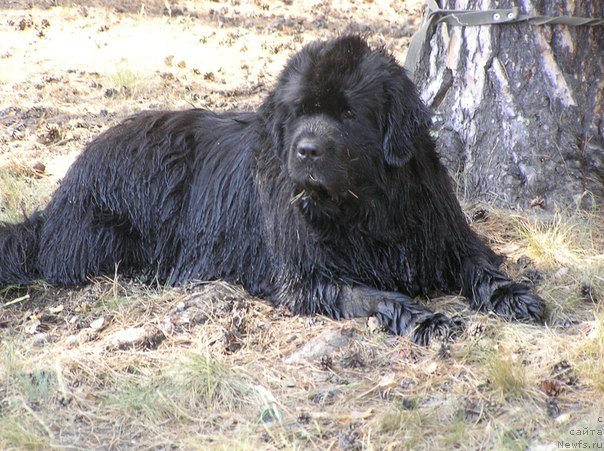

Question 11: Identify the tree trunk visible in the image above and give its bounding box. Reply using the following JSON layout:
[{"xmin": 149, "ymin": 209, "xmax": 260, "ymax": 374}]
[{"xmin": 413, "ymin": 0, "xmax": 603, "ymax": 210}]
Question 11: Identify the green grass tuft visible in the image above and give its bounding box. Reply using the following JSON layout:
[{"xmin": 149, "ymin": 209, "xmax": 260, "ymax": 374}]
[
  {"xmin": 161, "ymin": 350, "xmax": 259, "ymax": 412},
  {"xmin": 486, "ymin": 352, "xmax": 529, "ymax": 400}
]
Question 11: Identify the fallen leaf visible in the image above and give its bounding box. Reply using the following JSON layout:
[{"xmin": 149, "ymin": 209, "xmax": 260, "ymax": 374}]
[{"xmin": 539, "ymin": 379, "xmax": 562, "ymax": 397}]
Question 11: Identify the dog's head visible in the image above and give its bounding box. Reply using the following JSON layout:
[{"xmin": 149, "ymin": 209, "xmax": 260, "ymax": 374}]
[{"xmin": 262, "ymin": 35, "xmax": 431, "ymax": 206}]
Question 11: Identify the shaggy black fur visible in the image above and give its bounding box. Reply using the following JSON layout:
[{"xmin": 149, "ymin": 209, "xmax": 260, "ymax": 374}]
[{"xmin": 0, "ymin": 36, "xmax": 545, "ymax": 344}]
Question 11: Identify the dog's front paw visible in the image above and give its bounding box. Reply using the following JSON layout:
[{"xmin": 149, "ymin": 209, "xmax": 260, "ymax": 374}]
[
  {"xmin": 411, "ymin": 313, "xmax": 459, "ymax": 346},
  {"xmin": 491, "ymin": 283, "xmax": 546, "ymax": 322}
]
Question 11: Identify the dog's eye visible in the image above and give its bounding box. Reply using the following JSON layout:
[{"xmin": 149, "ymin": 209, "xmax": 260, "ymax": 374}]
[{"xmin": 341, "ymin": 109, "xmax": 355, "ymax": 121}]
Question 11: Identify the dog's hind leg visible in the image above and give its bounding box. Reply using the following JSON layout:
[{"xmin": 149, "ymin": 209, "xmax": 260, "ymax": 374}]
[
  {"xmin": 0, "ymin": 213, "xmax": 44, "ymax": 285},
  {"xmin": 36, "ymin": 196, "xmax": 145, "ymax": 286}
]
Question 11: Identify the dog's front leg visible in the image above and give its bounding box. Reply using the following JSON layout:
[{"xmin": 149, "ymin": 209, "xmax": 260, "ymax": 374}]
[
  {"xmin": 336, "ymin": 285, "xmax": 456, "ymax": 345},
  {"xmin": 461, "ymin": 258, "xmax": 546, "ymax": 322}
]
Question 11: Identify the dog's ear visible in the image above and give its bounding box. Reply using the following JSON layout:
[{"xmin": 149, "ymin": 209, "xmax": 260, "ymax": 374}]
[
  {"xmin": 261, "ymin": 92, "xmax": 284, "ymax": 143},
  {"xmin": 382, "ymin": 72, "xmax": 432, "ymax": 167}
]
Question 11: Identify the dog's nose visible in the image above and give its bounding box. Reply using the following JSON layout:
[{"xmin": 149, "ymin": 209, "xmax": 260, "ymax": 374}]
[{"xmin": 296, "ymin": 138, "xmax": 324, "ymax": 161}]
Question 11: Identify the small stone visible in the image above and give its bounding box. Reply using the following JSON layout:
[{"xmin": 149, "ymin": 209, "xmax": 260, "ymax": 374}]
[
  {"xmin": 31, "ymin": 161, "xmax": 46, "ymax": 174},
  {"xmin": 367, "ymin": 316, "xmax": 382, "ymax": 333},
  {"xmin": 285, "ymin": 328, "xmax": 350, "ymax": 364},
  {"xmin": 90, "ymin": 316, "xmax": 106, "ymax": 330}
]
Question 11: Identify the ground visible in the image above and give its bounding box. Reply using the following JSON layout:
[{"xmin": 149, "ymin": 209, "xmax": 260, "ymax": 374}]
[{"xmin": 1, "ymin": 1, "xmax": 603, "ymax": 449}]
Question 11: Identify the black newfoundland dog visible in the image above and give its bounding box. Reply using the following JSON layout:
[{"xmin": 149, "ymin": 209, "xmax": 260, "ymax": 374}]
[{"xmin": 0, "ymin": 36, "xmax": 545, "ymax": 344}]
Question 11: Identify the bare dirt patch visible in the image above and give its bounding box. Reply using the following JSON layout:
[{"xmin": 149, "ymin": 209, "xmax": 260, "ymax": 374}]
[{"xmin": 1, "ymin": 1, "xmax": 603, "ymax": 449}]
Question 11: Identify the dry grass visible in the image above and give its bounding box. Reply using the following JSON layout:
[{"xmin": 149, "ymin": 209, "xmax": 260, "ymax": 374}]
[
  {"xmin": 511, "ymin": 211, "xmax": 602, "ymax": 274},
  {"xmin": 469, "ymin": 206, "xmax": 603, "ymax": 327},
  {"xmin": 1, "ymin": 255, "xmax": 603, "ymax": 448},
  {"xmin": 0, "ymin": 162, "xmax": 57, "ymax": 223},
  {"xmin": 1, "ymin": 1, "xmax": 603, "ymax": 449}
]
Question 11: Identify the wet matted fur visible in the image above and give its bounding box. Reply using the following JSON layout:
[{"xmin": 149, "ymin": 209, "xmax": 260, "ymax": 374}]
[{"xmin": 0, "ymin": 36, "xmax": 545, "ymax": 344}]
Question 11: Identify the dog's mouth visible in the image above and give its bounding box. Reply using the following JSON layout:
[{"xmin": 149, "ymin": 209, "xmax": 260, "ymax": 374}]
[
  {"xmin": 291, "ymin": 169, "xmax": 329, "ymax": 193},
  {"xmin": 293, "ymin": 180, "xmax": 330, "ymax": 201},
  {"xmin": 291, "ymin": 176, "xmax": 358, "ymax": 209},
  {"xmin": 289, "ymin": 173, "xmax": 331, "ymax": 206},
  {"xmin": 289, "ymin": 166, "xmax": 358, "ymax": 206},
  {"xmin": 302, "ymin": 173, "xmax": 327, "ymax": 191}
]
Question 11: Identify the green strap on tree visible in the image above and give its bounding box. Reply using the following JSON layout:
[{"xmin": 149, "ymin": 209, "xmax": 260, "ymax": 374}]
[{"xmin": 405, "ymin": 0, "xmax": 604, "ymax": 78}]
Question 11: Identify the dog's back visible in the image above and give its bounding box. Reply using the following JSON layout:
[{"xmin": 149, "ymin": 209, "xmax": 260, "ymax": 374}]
[{"xmin": 0, "ymin": 109, "xmax": 268, "ymax": 288}]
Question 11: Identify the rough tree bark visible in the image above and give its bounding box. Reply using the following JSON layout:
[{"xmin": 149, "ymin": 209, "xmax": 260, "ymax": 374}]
[{"xmin": 413, "ymin": 0, "xmax": 603, "ymax": 210}]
